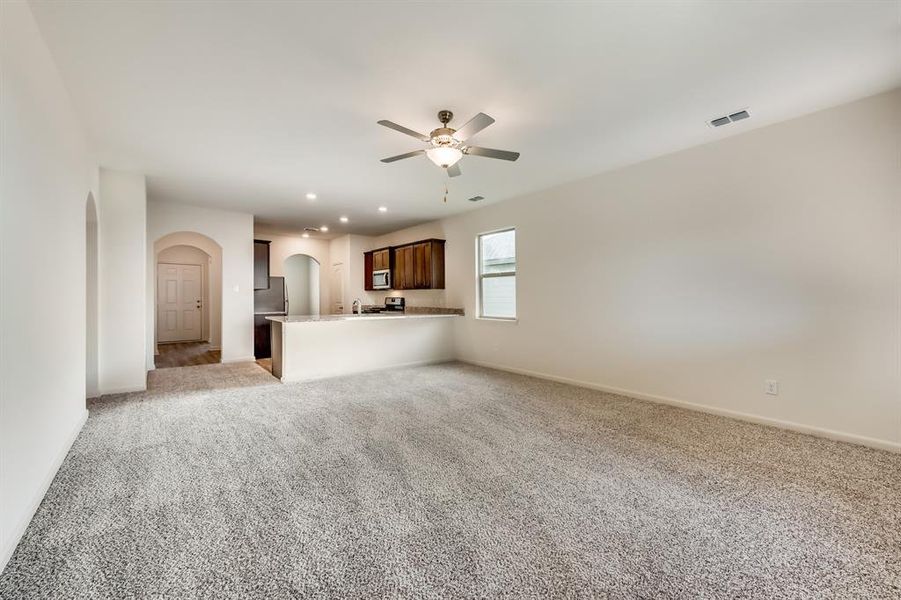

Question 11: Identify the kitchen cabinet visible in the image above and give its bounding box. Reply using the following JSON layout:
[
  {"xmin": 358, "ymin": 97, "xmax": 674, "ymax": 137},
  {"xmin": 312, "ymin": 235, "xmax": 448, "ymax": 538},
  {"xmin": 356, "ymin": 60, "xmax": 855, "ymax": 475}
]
[
  {"xmin": 394, "ymin": 239, "xmax": 444, "ymax": 290},
  {"xmin": 393, "ymin": 244, "xmax": 414, "ymax": 290},
  {"xmin": 253, "ymin": 240, "xmax": 270, "ymax": 290},
  {"xmin": 363, "ymin": 251, "xmax": 374, "ymax": 291},
  {"xmin": 372, "ymin": 248, "xmax": 390, "ymax": 271},
  {"xmin": 254, "ymin": 314, "xmax": 272, "ymax": 358},
  {"xmin": 363, "ymin": 239, "xmax": 445, "ymax": 290},
  {"xmin": 413, "ymin": 242, "xmax": 430, "ymax": 288},
  {"xmin": 363, "ymin": 247, "xmax": 390, "ymax": 291}
]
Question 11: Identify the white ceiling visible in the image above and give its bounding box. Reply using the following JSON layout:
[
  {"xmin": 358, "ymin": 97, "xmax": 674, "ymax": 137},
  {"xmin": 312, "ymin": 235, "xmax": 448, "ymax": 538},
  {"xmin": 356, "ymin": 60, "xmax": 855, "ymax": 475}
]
[{"xmin": 30, "ymin": 1, "xmax": 900, "ymax": 236}]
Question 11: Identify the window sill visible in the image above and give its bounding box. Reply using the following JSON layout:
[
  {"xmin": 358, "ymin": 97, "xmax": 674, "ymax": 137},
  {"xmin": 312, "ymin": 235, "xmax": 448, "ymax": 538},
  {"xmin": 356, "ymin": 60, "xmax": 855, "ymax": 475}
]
[{"xmin": 475, "ymin": 316, "xmax": 518, "ymax": 323}]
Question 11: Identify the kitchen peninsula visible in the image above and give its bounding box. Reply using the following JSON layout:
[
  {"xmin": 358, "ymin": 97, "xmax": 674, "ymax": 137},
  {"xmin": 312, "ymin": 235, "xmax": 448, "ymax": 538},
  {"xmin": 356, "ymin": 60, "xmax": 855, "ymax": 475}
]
[{"xmin": 267, "ymin": 312, "xmax": 461, "ymax": 382}]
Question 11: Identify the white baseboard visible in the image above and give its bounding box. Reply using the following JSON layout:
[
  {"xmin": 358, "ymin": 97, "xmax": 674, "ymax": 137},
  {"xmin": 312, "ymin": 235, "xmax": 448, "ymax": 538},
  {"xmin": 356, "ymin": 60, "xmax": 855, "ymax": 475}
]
[
  {"xmin": 461, "ymin": 359, "xmax": 901, "ymax": 454},
  {"xmin": 0, "ymin": 408, "xmax": 89, "ymax": 572},
  {"xmin": 100, "ymin": 384, "xmax": 146, "ymax": 396},
  {"xmin": 221, "ymin": 356, "xmax": 257, "ymax": 364}
]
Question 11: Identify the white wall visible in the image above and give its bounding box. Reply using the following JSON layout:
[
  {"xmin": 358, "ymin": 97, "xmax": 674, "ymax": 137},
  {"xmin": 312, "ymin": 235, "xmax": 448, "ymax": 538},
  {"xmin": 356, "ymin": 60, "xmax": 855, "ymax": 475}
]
[
  {"xmin": 99, "ymin": 168, "xmax": 147, "ymax": 393},
  {"xmin": 255, "ymin": 231, "xmax": 330, "ymax": 313},
  {"xmin": 274, "ymin": 317, "xmax": 456, "ymax": 382},
  {"xmin": 85, "ymin": 195, "xmax": 99, "ymax": 398},
  {"xmin": 147, "ymin": 200, "xmax": 254, "ymax": 364},
  {"xmin": 283, "ymin": 254, "xmax": 320, "ymax": 316},
  {"xmin": 0, "ymin": 0, "xmax": 95, "ymax": 570},
  {"xmin": 328, "ymin": 236, "xmax": 349, "ymax": 314},
  {"xmin": 436, "ymin": 88, "xmax": 901, "ymax": 450},
  {"xmin": 345, "ymin": 234, "xmax": 372, "ymax": 310},
  {"xmin": 157, "ymin": 245, "xmax": 213, "ymax": 342}
]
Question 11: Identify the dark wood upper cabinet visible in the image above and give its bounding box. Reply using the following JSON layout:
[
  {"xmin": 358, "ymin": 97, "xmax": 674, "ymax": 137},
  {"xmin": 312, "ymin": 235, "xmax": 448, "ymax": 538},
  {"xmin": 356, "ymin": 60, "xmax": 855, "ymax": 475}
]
[
  {"xmin": 363, "ymin": 247, "xmax": 390, "ymax": 291},
  {"xmin": 413, "ymin": 242, "xmax": 429, "ymax": 289},
  {"xmin": 389, "ymin": 244, "xmax": 413, "ymax": 290},
  {"xmin": 363, "ymin": 239, "xmax": 445, "ymax": 291},
  {"xmin": 398, "ymin": 239, "xmax": 444, "ymax": 290},
  {"xmin": 363, "ymin": 251, "xmax": 374, "ymax": 291},
  {"xmin": 430, "ymin": 240, "xmax": 445, "ymax": 289},
  {"xmin": 372, "ymin": 248, "xmax": 390, "ymax": 271},
  {"xmin": 253, "ymin": 240, "xmax": 271, "ymax": 290}
]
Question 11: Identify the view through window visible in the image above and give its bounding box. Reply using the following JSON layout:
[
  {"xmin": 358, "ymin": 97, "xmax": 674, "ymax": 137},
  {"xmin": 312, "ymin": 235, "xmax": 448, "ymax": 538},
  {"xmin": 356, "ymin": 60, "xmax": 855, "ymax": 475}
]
[{"xmin": 478, "ymin": 228, "xmax": 516, "ymax": 319}]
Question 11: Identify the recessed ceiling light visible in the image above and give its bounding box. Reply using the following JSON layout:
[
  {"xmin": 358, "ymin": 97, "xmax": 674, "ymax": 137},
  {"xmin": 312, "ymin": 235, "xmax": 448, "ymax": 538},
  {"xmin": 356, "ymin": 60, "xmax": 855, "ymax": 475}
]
[
  {"xmin": 301, "ymin": 232, "xmax": 310, "ymax": 238},
  {"xmin": 305, "ymin": 192, "xmax": 317, "ymax": 200},
  {"xmin": 339, "ymin": 216, "xmax": 349, "ymax": 223},
  {"xmin": 378, "ymin": 206, "xmax": 388, "ymax": 213},
  {"xmin": 320, "ymin": 225, "xmax": 329, "ymax": 232}
]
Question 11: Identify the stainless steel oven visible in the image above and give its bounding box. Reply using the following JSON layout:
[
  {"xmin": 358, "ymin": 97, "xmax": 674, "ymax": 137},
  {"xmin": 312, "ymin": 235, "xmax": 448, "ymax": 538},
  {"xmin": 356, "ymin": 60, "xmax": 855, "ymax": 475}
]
[{"xmin": 372, "ymin": 269, "xmax": 391, "ymax": 290}]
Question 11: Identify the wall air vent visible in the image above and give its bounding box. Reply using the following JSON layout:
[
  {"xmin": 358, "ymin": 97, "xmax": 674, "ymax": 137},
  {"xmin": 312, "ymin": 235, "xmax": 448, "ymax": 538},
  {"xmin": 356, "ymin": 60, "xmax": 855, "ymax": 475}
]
[
  {"xmin": 468, "ymin": 195, "xmax": 485, "ymax": 202},
  {"xmin": 708, "ymin": 109, "xmax": 751, "ymax": 128}
]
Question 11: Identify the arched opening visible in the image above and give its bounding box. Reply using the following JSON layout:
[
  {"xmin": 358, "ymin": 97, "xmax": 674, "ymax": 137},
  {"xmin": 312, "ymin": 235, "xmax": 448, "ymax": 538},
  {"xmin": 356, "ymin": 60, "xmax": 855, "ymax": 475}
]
[
  {"xmin": 86, "ymin": 194, "xmax": 99, "ymax": 400},
  {"xmin": 153, "ymin": 232, "xmax": 223, "ymax": 368},
  {"xmin": 284, "ymin": 254, "xmax": 320, "ymax": 316}
]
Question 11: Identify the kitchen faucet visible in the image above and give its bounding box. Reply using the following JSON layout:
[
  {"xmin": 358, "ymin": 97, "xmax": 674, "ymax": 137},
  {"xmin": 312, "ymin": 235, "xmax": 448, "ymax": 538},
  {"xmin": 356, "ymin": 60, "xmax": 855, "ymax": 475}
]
[{"xmin": 352, "ymin": 298, "xmax": 363, "ymax": 314}]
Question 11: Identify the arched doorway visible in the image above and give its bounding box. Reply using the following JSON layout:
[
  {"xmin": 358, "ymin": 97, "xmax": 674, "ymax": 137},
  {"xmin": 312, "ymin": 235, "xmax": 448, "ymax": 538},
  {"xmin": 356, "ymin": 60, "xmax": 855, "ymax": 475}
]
[
  {"xmin": 86, "ymin": 194, "xmax": 99, "ymax": 400},
  {"xmin": 153, "ymin": 232, "xmax": 223, "ymax": 368},
  {"xmin": 284, "ymin": 254, "xmax": 320, "ymax": 316}
]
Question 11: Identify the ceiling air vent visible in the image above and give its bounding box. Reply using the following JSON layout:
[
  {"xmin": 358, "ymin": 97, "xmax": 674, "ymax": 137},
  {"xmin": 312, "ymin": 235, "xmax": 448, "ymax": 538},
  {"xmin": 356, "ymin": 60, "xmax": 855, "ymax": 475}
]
[
  {"xmin": 303, "ymin": 227, "xmax": 320, "ymax": 233},
  {"xmin": 708, "ymin": 109, "xmax": 750, "ymax": 128},
  {"xmin": 468, "ymin": 195, "xmax": 485, "ymax": 202}
]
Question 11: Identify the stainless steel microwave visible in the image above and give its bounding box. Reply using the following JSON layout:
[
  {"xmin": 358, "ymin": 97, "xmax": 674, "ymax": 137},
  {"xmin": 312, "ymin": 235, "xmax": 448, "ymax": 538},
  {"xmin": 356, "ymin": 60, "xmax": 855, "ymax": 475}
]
[{"xmin": 372, "ymin": 269, "xmax": 391, "ymax": 290}]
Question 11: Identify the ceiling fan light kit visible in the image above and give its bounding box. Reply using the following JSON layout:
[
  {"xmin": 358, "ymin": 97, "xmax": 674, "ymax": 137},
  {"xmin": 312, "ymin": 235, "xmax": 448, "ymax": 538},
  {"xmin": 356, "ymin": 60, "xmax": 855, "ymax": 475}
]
[
  {"xmin": 378, "ymin": 109, "xmax": 520, "ymax": 178},
  {"xmin": 426, "ymin": 146, "xmax": 463, "ymax": 168}
]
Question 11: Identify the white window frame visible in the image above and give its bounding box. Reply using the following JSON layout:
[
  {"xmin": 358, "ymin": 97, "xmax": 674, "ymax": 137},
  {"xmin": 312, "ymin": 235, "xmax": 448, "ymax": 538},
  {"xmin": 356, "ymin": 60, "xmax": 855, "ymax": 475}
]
[{"xmin": 476, "ymin": 227, "xmax": 517, "ymax": 321}]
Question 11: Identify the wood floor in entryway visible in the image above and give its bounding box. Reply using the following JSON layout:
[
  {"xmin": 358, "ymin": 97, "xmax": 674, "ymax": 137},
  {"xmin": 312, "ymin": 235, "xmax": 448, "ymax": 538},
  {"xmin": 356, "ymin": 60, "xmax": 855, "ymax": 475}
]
[{"xmin": 154, "ymin": 342, "xmax": 221, "ymax": 368}]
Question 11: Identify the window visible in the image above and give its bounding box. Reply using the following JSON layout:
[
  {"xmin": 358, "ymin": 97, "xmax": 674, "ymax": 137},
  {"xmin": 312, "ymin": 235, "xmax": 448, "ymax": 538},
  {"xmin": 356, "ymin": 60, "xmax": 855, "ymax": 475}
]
[{"xmin": 477, "ymin": 228, "xmax": 516, "ymax": 319}]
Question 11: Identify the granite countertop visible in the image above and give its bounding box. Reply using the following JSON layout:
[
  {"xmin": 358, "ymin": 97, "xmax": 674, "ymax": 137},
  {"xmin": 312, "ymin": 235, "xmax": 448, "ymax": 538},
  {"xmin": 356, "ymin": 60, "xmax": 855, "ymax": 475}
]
[{"xmin": 266, "ymin": 313, "xmax": 462, "ymax": 323}]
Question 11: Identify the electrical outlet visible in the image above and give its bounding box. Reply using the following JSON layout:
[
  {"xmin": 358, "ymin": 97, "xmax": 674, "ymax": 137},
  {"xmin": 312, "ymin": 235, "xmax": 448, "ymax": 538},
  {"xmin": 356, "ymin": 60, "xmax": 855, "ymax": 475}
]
[{"xmin": 765, "ymin": 380, "xmax": 779, "ymax": 396}]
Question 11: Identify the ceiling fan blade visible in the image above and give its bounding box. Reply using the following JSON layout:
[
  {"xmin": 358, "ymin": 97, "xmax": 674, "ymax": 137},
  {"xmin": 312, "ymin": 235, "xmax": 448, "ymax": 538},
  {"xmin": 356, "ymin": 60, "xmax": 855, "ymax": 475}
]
[
  {"xmin": 464, "ymin": 146, "xmax": 520, "ymax": 161},
  {"xmin": 380, "ymin": 149, "xmax": 425, "ymax": 163},
  {"xmin": 452, "ymin": 113, "xmax": 495, "ymax": 142},
  {"xmin": 447, "ymin": 163, "xmax": 461, "ymax": 178},
  {"xmin": 377, "ymin": 120, "xmax": 430, "ymax": 142}
]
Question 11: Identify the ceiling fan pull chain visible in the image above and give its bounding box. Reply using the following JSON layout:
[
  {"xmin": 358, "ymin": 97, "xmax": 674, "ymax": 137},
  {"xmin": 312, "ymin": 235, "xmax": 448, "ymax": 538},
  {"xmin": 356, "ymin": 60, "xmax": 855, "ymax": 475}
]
[{"xmin": 443, "ymin": 182, "xmax": 448, "ymax": 203}]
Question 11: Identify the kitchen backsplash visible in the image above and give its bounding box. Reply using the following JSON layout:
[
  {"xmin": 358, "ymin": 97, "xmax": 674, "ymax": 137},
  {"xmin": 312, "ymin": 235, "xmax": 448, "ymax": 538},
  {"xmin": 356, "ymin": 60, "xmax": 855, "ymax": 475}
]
[{"xmin": 374, "ymin": 289, "xmax": 447, "ymax": 307}]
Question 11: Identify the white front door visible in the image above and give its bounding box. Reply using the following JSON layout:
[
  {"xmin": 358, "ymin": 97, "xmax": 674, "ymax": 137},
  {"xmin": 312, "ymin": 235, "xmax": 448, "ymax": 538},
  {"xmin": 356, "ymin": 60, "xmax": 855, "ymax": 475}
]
[
  {"xmin": 157, "ymin": 263, "xmax": 203, "ymax": 342},
  {"xmin": 331, "ymin": 263, "xmax": 344, "ymax": 314}
]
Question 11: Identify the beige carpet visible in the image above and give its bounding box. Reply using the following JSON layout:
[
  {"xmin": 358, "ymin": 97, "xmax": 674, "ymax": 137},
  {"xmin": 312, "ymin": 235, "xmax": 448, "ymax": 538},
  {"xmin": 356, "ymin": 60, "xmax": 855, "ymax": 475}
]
[{"xmin": 1, "ymin": 362, "xmax": 899, "ymax": 598}]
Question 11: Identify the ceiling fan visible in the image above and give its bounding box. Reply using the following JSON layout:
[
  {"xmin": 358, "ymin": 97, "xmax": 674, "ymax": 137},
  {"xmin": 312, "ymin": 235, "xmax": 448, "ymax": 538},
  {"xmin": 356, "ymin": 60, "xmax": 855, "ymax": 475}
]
[{"xmin": 378, "ymin": 110, "xmax": 520, "ymax": 177}]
